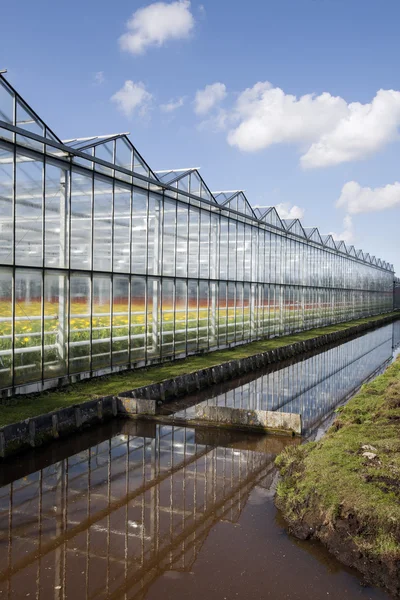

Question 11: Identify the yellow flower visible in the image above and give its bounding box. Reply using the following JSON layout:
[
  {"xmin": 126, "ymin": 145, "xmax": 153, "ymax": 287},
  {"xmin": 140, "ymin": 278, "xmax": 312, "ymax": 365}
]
[{"xmin": 23, "ymin": 337, "xmax": 29, "ymax": 342}]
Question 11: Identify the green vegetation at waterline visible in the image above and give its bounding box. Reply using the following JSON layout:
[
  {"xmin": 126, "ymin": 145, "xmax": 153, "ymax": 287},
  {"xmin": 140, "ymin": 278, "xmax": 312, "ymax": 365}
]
[
  {"xmin": 0, "ymin": 311, "xmax": 398, "ymax": 429},
  {"xmin": 275, "ymin": 353, "xmax": 400, "ymax": 596}
]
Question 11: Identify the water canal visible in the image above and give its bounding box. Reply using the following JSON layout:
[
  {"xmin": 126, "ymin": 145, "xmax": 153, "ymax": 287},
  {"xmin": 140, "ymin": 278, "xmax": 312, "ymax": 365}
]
[{"xmin": 0, "ymin": 321, "xmax": 399, "ymax": 600}]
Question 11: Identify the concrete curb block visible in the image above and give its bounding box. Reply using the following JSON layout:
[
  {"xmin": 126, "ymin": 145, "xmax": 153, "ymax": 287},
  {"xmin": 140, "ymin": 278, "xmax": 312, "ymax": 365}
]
[{"xmin": 0, "ymin": 313, "xmax": 397, "ymax": 458}]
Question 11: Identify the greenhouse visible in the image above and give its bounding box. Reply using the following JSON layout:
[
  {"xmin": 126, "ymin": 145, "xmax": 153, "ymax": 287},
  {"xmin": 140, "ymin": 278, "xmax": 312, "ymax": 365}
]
[{"xmin": 0, "ymin": 73, "xmax": 395, "ymax": 395}]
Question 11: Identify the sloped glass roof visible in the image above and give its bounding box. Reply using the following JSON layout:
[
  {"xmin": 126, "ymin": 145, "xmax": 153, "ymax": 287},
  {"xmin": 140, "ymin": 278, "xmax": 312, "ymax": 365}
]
[
  {"xmin": 156, "ymin": 168, "xmax": 216, "ymax": 203},
  {"xmin": 222, "ymin": 191, "xmax": 256, "ymax": 218},
  {"xmin": 0, "ymin": 74, "xmax": 62, "ymax": 143},
  {"xmin": 322, "ymin": 235, "xmax": 337, "ymax": 249},
  {"xmin": 336, "ymin": 241, "xmax": 347, "ymax": 253},
  {"xmin": 62, "ymin": 132, "xmax": 129, "ymax": 150},
  {"xmin": 260, "ymin": 207, "xmax": 283, "ymax": 229},
  {"xmin": 304, "ymin": 227, "xmax": 324, "ymax": 244},
  {"xmin": 348, "ymin": 245, "xmax": 357, "ymax": 257},
  {"xmin": 63, "ymin": 132, "xmax": 158, "ymax": 180},
  {"xmin": 285, "ymin": 219, "xmax": 307, "ymax": 238}
]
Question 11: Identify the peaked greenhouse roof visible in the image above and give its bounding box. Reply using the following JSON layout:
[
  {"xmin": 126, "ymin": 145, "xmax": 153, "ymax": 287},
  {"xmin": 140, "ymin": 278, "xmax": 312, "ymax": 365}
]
[
  {"xmin": 156, "ymin": 168, "xmax": 216, "ymax": 203},
  {"xmin": 212, "ymin": 191, "xmax": 256, "ymax": 218},
  {"xmin": 303, "ymin": 227, "xmax": 324, "ymax": 244},
  {"xmin": 282, "ymin": 219, "xmax": 307, "ymax": 238},
  {"xmin": 63, "ymin": 131, "xmax": 158, "ymax": 180},
  {"xmin": 0, "ymin": 71, "xmax": 394, "ymax": 273},
  {"xmin": 260, "ymin": 207, "xmax": 284, "ymax": 229},
  {"xmin": 0, "ymin": 72, "xmax": 62, "ymax": 143}
]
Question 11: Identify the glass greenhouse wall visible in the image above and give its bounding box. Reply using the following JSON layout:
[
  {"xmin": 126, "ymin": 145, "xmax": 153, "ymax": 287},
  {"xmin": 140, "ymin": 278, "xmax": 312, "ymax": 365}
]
[{"xmin": 0, "ymin": 74, "xmax": 395, "ymax": 395}]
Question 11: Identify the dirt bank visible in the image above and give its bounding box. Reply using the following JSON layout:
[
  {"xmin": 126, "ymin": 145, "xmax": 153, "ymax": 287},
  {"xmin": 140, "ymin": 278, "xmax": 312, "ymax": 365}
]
[{"xmin": 275, "ymin": 355, "xmax": 400, "ymax": 598}]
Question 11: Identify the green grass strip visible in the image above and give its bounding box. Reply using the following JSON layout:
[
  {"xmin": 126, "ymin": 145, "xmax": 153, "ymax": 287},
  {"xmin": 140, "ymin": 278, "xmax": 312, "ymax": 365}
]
[
  {"xmin": 276, "ymin": 345, "xmax": 400, "ymax": 563},
  {"xmin": 0, "ymin": 311, "xmax": 398, "ymax": 428}
]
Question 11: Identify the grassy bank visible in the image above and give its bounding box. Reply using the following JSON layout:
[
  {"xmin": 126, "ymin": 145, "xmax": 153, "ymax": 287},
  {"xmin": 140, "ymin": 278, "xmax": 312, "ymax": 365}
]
[
  {"xmin": 275, "ymin": 353, "xmax": 400, "ymax": 597},
  {"xmin": 0, "ymin": 311, "xmax": 398, "ymax": 429}
]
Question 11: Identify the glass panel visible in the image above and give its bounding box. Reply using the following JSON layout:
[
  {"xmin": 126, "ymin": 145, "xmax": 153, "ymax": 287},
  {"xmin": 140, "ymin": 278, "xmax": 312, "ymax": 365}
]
[
  {"xmin": 199, "ymin": 210, "xmax": 210, "ymax": 279},
  {"xmin": 228, "ymin": 221, "xmax": 237, "ymax": 280},
  {"xmin": 146, "ymin": 277, "xmax": 160, "ymax": 360},
  {"xmin": 174, "ymin": 279, "xmax": 187, "ymax": 356},
  {"xmin": 115, "ymin": 139, "xmax": 132, "ymax": 183},
  {"xmin": 43, "ymin": 271, "xmax": 68, "ymax": 379},
  {"xmin": 69, "ymin": 274, "xmax": 91, "ymax": 374},
  {"xmin": 131, "ymin": 189, "xmax": 147, "ymax": 274},
  {"xmin": 16, "ymin": 99, "xmax": 44, "ymax": 151},
  {"xmin": 113, "ymin": 183, "xmax": 131, "ymax": 272},
  {"xmin": 70, "ymin": 169, "xmax": 92, "ymax": 270},
  {"xmin": 176, "ymin": 203, "xmax": 188, "ymax": 277},
  {"xmin": 210, "ymin": 214, "xmax": 219, "ymax": 280},
  {"xmin": 45, "ymin": 162, "xmax": 69, "ymax": 268},
  {"xmin": 112, "ymin": 276, "xmax": 129, "ymax": 366},
  {"xmin": 93, "ymin": 175, "xmax": 113, "ymax": 272},
  {"xmin": 92, "ymin": 275, "xmax": 111, "ymax": 371},
  {"xmin": 0, "ymin": 268, "xmax": 13, "ymax": 388},
  {"xmin": 219, "ymin": 217, "xmax": 228, "ymax": 280},
  {"xmin": 94, "ymin": 141, "xmax": 114, "ymax": 176},
  {"xmin": 14, "ymin": 269, "xmax": 42, "ymax": 385},
  {"xmin": 198, "ymin": 281, "xmax": 209, "ymax": 350},
  {"xmin": 147, "ymin": 193, "xmax": 162, "ymax": 276},
  {"xmin": 218, "ymin": 281, "xmax": 227, "ymax": 346},
  {"xmin": 15, "ymin": 150, "xmax": 43, "ymax": 267},
  {"xmin": 188, "ymin": 207, "xmax": 199, "ymax": 278},
  {"xmin": 162, "ymin": 199, "xmax": 176, "ymax": 276},
  {"xmin": 189, "ymin": 171, "xmax": 201, "ymax": 196},
  {"xmin": 131, "ymin": 276, "xmax": 146, "ymax": 362},
  {"xmin": 187, "ymin": 280, "xmax": 198, "ymax": 353},
  {"xmin": 227, "ymin": 282, "xmax": 235, "ymax": 343},
  {"xmin": 209, "ymin": 281, "xmax": 217, "ymax": 348},
  {"xmin": 161, "ymin": 279, "xmax": 174, "ymax": 358},
  {"xmin": 0, "ymin": 143, "xmax": 13, "ymax": 264}
]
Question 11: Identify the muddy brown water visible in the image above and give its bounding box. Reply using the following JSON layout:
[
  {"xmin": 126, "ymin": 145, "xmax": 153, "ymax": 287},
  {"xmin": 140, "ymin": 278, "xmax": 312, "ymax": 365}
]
[{"xmin": 0, "ymin": 321, "xmax": 399, "ymax": 600}]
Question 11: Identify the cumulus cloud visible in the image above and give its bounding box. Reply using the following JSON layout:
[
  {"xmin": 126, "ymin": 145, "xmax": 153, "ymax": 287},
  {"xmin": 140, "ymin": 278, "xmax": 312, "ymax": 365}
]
[
  {"xmin": 94, "ymin": 71, "xmax": 105, "ymax": 85},
  {"xmin": 275, "ymin": 202, "xmax": 305, "ymax": 220},
  {"xmin": 330, "ymin": 214, "xmax": 354, "ymax": 244},
  {"xmin": 111, "ymin": 81, "xmax": 153, "ymax": 118},
  {"xmin": 194, "ymin": 83, "xmax": 227, "ymax": 116},
  {"xmin": 119, "ymin": 0, "xmax": 194, "ymax": 55},
  {"xmin": 160, "ymin": 96, "xmax": 185, "ymax": 112},
  {"xmin": 336, "ymin": 180, "xmax": 400, "ymax": 214},
  {"xmin": 226, "ymin": 81, "xmax": 400, "ymax": 168}
]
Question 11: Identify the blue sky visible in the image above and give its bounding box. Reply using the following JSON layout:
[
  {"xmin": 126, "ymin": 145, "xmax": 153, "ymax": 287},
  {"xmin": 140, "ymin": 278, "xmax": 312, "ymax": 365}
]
[{"xmin": 2, "ymin": 0, "xmax": 400, "ymax": 271}]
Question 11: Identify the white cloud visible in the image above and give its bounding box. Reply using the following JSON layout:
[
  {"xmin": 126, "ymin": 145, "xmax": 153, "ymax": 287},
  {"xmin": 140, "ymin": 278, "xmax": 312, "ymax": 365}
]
[
  {"xmin": 197, "ymin": 108, "xmax": 229, "ymax": 132},
  {"xmin": 226, "ymin": 82, "xmax": 400, "ymax": 168},
  {"xmin": 94, "ymin": 71, "xmax": 105, "ymax": 85},
  {"xmin": 111, "ymin": 81, "xmax": 153, "ymax": 118},
  {"xmin": 194, "ymin": 83, "xmax": 227, "ymax": 116},
  {"xmin": 160, "ymin": 96, "xmax": 185, "ymax": 112},
  {"xmin": 275, "ymin": 202, "xmax": 305, "ymax": 220},
  {"xmin": 336, "ymin": 180, "xmax": 400, "ymax": 214},
  {"xmin": 330, "ymin": 214, "xmax": 354, "ymax": 244},
  {"xmin": 119, "ymin": 0, "xmax": 194, "ymax": 55}
]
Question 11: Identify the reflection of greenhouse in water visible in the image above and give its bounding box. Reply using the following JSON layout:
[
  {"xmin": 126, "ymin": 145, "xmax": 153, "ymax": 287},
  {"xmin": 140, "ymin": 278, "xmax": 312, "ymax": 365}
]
[
  {"xmin": 0, "ymin": 73, "xmax": 395, "ymax": 394},
  {"xmin": 0, "ymin": 424, "xmax": 279, "ymax": 599},
  {"xmin": 174, "ymin": 324, "xmax": 400, "ymax": 432}
]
